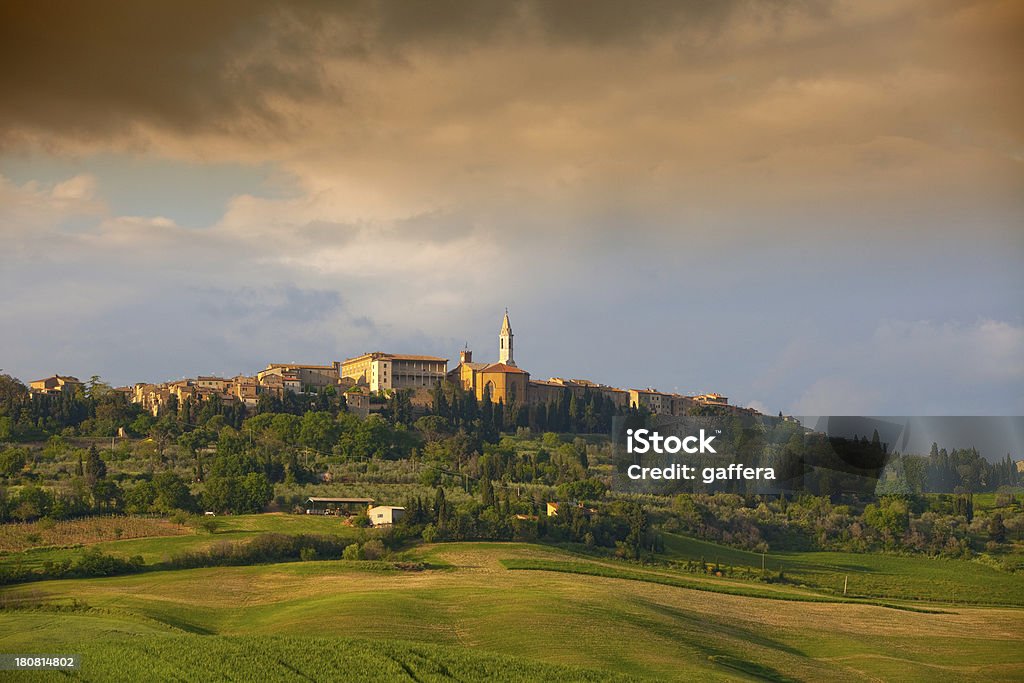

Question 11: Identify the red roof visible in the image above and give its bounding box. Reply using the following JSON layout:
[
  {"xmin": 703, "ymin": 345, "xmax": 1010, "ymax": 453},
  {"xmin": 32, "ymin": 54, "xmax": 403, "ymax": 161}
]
[{"xmin": 481, "ymin": 363, "xmax": 528, "ymax": 374}]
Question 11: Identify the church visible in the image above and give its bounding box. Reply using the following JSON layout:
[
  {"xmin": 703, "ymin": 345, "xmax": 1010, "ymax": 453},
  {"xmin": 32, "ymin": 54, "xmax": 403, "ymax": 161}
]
[{"xmin": 447, "ymin": 310, "xmax": 530, "ymax": 405}]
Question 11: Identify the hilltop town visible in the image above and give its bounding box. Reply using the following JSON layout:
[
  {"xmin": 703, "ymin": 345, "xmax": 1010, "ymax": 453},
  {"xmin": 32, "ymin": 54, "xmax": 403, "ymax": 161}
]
[{"xmin": 27, "ymin": 311, "xmax": 762, "ymax": 423}]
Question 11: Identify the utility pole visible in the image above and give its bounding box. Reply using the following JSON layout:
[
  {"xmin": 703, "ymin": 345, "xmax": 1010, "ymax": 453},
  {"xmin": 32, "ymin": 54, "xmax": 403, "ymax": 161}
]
[{"xmin": 844, "ymin": 575, "xmax": 848, "ymax": 595}]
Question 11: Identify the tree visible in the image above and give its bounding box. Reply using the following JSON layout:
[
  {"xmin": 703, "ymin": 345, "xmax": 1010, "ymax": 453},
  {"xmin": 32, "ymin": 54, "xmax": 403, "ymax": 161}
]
[
  {"xmin": 12, "ymin": 484, "xmax": 52, "ymax": 521},
  {"xmin": 178, "ymin": 428, "xmax": 214, "ymax": 457},
  {"xmin": 433, "ymin": 486, "xmax": 448, "ymax": 526},
  {"xmin": 242, "ymin": 472, "xmax": 273, "ymax": 513},
  {"xmin": 0, "ymin": 374, "xmax": 29, "ymax": 417},
  {"xmin": 149, "ymin": 418, "xmax": 180, "ymax": 459},
  {"xmin": 84, "ymin": 446, "xmax": 106, "ymax": 487},
  {"xmin": 86, "ymin": 375, "xmax": 112, "ymax": 400},
  {"xmin": 556, "ymin": 478, "xmax": 607, "ymax": 502},
  {"xmin": 152, "ymin": 471, "xmax": 194, "ymax": 512},
  {"xmin": 480, "ymin": 475, "xmax": 495, "ymax": 508},
  {"xmin": 414, "ymin": 415, "xmax": 449, "ymax": 442},
  {"xmin": 863, "ymin": 497, "xmax": 909, "ymax": 539},
  {"xmin": 201, "ymin": 476, "xmax": 239, "ymax": 514},
  {"xmin": 91, "ymin": 479, "xmax": 123, "ymax": 512},
  {"xmin": 124, "ymin": 481, "xmax": 157, "ymax": 514},
  {"xmin": 0, "ymin": 446, "xmax": 27, "ymax": 477},
  {"xmin": 300, "ymin": 411, "xmax": 340, "ymax": 454},
  {"xmin": 989, "ymin": 513, "xmax": 1007, "ymax": 544},
  {"xmin": 623, "ymin": 503, "xmax": 648, "ymax": 560}
]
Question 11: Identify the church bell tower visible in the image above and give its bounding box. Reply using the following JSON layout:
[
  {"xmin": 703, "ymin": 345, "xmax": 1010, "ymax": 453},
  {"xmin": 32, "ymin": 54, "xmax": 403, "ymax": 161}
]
[{"xmin": 499, "ymin": 309, "xmax": 515, "ymax": 366}]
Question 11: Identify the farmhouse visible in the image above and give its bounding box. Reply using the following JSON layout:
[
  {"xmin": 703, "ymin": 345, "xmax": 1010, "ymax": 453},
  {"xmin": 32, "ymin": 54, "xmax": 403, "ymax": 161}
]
[{"xmin": 367, "ymin": 505, "xmax": 406, "ymax": 526}]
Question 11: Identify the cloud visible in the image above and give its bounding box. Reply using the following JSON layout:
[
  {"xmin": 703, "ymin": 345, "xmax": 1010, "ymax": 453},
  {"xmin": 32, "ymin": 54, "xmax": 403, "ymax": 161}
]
[
  {"xmin": 51, "ymin": 174, "xmax": 98, "ymax": 201},
  {"xmin": 0, "ymin": 2, "xmax": 1021, "ymax": 412},
  {"xmin": 1, "ymin": 0, "xmax": 1020, "ymax": 219},
  {"xmin": 779, "ymin": 318, "xmax": 1024, "ymax": 415},
  {"xmin": 872, "ymin": 318, "xmax": 1024, "ymax": 382},
  {"xmin": 791, "ymin": 377, "xmax": 884, "ymax": 415}
]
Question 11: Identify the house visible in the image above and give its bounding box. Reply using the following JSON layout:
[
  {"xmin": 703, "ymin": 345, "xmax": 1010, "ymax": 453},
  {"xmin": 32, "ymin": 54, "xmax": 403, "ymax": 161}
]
[
  {"xmin": 367, "ymin": 505, "xmax": 406, "ymax": 526},
  {"xmin": 29, "ymin": 375, "xmax": 83, "ymax": 395},
  {"xmin": 258, "ymin": 363, "xmax": 341, "ymax": 392},
  {"xmin": 629, "ymin": 388, "xmax": 674, "ymax": 414},
  {"xmin": 692, "ymin": 392, "xmax": 729, "ymax": 407},
  {"xmin": 547, "ymin": 501, "xmax": 597, "ymax": 517}
]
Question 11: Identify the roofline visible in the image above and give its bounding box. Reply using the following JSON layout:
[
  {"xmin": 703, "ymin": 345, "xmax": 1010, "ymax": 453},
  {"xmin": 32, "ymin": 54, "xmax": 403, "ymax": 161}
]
[{"xmin": 342, "ymin": 352, "xmax": 448, "ymax": 363}]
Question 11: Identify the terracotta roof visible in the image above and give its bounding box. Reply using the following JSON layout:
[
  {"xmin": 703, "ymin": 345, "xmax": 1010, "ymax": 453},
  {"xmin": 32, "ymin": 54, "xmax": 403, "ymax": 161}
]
[
  {"xmin": 31, "ymin": 375, "xmax": 82, "ymax": 384},
  {"xmin": 481, "ymin": 363, "xmax": 528, "ymax": 374}
]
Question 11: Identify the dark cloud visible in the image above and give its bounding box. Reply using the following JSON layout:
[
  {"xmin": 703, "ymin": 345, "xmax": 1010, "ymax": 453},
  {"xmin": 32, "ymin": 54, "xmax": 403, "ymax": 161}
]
[
  {"xmin": 0, "ymin": 1, "xmax": 325, "ymax": 142},
  {"xmin": 194, "ymin": 284, "xmax": 344, "ymax": 324},
  {"xmin": 0, "ymin": 0, "xmax": 829, "ymax": 145}
]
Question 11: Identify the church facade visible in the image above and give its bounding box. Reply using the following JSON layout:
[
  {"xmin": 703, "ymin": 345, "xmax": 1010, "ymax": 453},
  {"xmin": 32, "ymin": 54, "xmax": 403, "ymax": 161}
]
[{"xmin": 448, "ymin": 310, "xmax": 530, "ymax": 405}]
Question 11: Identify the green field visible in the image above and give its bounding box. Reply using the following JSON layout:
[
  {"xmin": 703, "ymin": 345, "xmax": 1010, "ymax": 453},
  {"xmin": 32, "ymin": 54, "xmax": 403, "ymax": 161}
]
[
  {"xmin": 661, "ymin": 533, "xmax": 1024, "ymax": 605},
  {"xmin": 0, "ymin": 513, "xmax": 366, "ymax": 573},
  {"xmin": 0, "ymin": 634, "xmax": 641, "ymax": 682},
  {"xmin": 2, "ymin": 525, "xmax": 1023, "ymax": 682}
]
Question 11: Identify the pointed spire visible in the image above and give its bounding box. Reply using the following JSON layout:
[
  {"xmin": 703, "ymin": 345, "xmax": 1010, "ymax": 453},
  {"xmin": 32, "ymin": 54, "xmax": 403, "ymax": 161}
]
[{"xmin": 499, "ymin": 308, "xmax": 515, "ymax": 366}]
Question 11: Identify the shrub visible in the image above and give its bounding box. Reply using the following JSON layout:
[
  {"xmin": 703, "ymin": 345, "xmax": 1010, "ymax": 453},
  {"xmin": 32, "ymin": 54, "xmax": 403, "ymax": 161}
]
[
  {"xmin": 169, "ymin": 510, "xmax": 190, "ymax": 526},
  {"xmin": 342, "ymin": 543, "xmax": 362, "ymax": 560},
  {"xmin": 166, "ymin": 534, "xmax": 351, "ymax": 570},
  {"xmin": 361, "ymin": 539, "xmax": 385, "ymax": 560},
  {"xmin": 193, "ymin": 517, "xmax": 219, "ymax": 534}
]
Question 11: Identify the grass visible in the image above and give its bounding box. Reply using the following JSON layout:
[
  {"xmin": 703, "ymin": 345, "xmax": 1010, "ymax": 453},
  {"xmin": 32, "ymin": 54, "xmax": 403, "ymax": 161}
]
[
  {"xmin": 1, "ymin": 542, "xmax": 1022, "ymax": 681},
  {"xmin": 0, "ymin": 634, "xmax": 644, "ymax": 682},
  {"xmin": 500, "ymin": 558, "xmax": 946, "ymax": 612},
  {"xmin": 2, "ymin": 513, "xmax": 1023, "ymax": 680},
  {"xmin": 0, "ymin": 516, "xmax": 189, "ymax": 552},
  {"xmin": 661, "ymin": 533, "xmax": 1024, "ymax": 606},
  {"xmin": 0, "ymin": 513, "xmax": 366, "ymax": 573}
]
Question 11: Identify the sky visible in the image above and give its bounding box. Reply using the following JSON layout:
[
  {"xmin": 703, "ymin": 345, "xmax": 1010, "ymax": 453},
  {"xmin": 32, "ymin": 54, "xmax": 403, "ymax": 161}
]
[{"xmin": 0, "ymin": 0, "xmax": 1021, "ymax": 415}]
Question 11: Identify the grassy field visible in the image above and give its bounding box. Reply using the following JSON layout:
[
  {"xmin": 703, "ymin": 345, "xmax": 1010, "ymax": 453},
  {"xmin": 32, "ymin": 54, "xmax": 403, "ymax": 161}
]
[
  {"xmin": 0, "ymin": 513, "xmax": 367, "ymax": 573},
  {"xmin": 501, "ymin": 558, "xmax": 946, "ymax": 612},
  {"xmin": 1, "ymin": 537, "xmax": 1023, "ymax": 681},
  {"xmin": 0, "ymin": 634, "xmax": 641, "ymax": 682},
  {"xmin": 661, "ymin": 533, "xmax": 1024, "ymax": 606},
  {"xmin": 0, "ymin": 517, "xmax": 190, "ymax": 553}
]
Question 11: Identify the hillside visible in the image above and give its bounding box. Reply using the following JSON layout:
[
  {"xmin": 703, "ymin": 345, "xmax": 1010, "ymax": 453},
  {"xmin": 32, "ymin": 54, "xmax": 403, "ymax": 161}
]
[{"xmin": 2, "ymin": 537, "xmax": 1023, "ymax": 681}]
